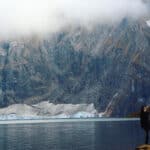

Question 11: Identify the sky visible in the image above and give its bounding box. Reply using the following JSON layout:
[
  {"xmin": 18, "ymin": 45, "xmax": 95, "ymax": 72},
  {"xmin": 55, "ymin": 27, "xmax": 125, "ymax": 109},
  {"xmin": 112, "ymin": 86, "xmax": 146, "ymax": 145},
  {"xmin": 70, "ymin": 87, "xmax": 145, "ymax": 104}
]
[{"xmin": 0, "ymin": 0, "xmax": 148, "ymax": 37}]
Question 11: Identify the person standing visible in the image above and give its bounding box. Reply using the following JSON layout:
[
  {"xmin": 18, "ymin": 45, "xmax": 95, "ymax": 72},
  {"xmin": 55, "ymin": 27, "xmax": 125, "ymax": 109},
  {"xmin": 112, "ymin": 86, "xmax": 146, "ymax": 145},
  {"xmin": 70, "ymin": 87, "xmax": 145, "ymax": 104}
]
[{"xmin": 140, "ymin": 106, "xmax": 150, "ymax": 144}]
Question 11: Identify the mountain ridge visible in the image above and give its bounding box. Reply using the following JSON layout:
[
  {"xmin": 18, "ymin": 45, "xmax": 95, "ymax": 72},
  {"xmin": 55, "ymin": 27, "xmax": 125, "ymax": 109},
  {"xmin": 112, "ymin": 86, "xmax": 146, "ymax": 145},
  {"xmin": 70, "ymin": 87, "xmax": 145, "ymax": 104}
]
[{"xmin": 0, "ymin": 17, "xmax": 150, "ymax": 116}]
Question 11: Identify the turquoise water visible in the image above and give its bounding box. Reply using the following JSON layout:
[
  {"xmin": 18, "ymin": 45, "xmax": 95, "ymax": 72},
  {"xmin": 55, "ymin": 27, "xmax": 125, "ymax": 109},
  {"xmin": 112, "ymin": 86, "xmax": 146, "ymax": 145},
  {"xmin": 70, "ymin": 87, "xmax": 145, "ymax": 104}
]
[{"xmin": 0, "ymin": 119, "xmax": 145, "ymax": 150}]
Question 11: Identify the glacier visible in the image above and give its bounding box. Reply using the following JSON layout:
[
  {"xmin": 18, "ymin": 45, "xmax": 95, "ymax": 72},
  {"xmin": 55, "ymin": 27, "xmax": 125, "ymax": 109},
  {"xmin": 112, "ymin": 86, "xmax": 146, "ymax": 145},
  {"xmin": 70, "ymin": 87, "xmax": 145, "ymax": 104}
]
[{"xmin": 0, "ymin": 102, "xmax": 99, "ymax": 120}]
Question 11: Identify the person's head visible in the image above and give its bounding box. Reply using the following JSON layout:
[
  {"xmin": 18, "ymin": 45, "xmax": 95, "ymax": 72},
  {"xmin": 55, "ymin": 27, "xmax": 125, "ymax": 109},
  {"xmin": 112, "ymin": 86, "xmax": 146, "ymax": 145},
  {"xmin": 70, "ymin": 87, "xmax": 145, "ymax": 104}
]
[{"xmin": 145, "ymin": 106, "xmax": 150, "ymax": 112}]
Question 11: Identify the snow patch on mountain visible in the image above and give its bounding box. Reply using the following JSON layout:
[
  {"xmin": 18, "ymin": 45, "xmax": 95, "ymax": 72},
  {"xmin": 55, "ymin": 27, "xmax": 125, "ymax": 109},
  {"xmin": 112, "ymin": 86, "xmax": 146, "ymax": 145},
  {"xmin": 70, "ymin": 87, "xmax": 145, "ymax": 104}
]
[
  {"xmin": 146, "ymin": 20, "xmax": 150, "ymax": 27},
  {"xmin": 0, "ymin": 102, "xmax": 99, "ymax": 120}
]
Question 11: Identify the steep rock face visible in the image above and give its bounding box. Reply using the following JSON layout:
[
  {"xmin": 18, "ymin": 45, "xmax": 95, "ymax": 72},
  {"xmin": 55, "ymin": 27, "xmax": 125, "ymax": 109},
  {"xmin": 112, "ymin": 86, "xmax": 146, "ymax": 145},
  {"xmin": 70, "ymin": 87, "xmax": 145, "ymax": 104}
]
[{"xmin": 0, "ymin": 17, "xmax": 150, "ymax": 116}]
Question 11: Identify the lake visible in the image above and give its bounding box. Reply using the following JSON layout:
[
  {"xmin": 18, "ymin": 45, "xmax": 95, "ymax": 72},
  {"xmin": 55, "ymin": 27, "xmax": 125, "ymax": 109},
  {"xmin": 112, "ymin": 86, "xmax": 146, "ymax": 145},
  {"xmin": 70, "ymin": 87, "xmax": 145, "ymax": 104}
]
[{"xmin": 0, "ymin": 119, "xmax": 145, "ymax": 150}]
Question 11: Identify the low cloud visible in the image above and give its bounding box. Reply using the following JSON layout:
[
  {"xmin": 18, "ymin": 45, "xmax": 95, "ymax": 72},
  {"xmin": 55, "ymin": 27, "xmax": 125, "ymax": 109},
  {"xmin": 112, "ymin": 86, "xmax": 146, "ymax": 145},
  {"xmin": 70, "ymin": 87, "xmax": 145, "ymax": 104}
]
[{"xmin": 0, "ymin": 0, "xmax": 148, "ymax": 37}]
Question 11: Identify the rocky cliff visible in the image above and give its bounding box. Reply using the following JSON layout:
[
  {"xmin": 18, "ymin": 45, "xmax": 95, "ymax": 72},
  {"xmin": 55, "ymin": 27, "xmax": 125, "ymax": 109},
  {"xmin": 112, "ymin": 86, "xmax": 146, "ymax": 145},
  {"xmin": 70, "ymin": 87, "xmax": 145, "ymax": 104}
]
[{"xmin": 0, "ymin": 15, "xmax": 150, "ymax": 116}]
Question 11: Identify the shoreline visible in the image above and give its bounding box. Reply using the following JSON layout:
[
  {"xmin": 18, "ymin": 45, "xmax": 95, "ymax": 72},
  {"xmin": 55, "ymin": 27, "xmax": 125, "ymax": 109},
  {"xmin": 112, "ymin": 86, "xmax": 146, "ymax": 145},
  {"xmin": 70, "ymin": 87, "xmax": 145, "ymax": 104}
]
[{"xmin": 0, "ymin": 118, "xmax": 139, "ymax": 125}]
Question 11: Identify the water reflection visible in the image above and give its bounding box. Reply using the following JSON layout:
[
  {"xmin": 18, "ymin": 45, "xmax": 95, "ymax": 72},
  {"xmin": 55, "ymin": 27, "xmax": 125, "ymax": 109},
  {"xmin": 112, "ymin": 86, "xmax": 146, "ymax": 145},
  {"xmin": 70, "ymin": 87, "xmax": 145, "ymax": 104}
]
[{"xmin": 0, "ymin": 121, "xmax": 145, "ymax": 150}]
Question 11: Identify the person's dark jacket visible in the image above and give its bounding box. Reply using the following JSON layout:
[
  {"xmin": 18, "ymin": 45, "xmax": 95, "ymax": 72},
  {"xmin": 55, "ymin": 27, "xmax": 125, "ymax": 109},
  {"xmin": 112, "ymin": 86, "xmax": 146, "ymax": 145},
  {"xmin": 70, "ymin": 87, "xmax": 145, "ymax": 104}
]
[{"xmin": 140, "ymin": 106, "xmax": 150, "ymax": 131}]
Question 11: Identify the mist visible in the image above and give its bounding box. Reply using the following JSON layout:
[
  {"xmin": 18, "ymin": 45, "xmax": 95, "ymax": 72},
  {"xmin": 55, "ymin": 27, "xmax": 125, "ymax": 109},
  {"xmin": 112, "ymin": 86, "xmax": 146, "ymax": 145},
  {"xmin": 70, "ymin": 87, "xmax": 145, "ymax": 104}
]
[{"xmin": 0, "ymin": 0, "xmax": 148, "ymax": 37}]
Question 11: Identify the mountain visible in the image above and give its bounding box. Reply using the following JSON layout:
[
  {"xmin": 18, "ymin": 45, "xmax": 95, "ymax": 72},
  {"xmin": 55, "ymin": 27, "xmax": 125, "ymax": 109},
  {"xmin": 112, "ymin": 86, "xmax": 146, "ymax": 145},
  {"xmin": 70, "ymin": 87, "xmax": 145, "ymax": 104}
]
[{"xmin": 0, "ymin": 16, "xmax": 150, "ymax": 117}]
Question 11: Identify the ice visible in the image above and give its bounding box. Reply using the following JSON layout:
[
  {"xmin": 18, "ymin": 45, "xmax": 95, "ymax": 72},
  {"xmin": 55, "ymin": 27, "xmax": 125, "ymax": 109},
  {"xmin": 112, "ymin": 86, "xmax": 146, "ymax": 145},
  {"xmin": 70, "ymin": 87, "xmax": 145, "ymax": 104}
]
[
  {"xmin": 72, "ymin": 112, "xmax": 96, "ymax": 118},
  {"xmin": 146, "ymin": 20, "xmax": 150, "ymax": 27},
  {"xmin": 50, "ymin": 114, "xmax": 70, "ymax": 119},
  {"xmin": 99, "ymin": 112, "xmax": 105, "ymax": 117},
  {"xmin": 0, "ymin": 102, "xmax": 99, "ymax": 120}
]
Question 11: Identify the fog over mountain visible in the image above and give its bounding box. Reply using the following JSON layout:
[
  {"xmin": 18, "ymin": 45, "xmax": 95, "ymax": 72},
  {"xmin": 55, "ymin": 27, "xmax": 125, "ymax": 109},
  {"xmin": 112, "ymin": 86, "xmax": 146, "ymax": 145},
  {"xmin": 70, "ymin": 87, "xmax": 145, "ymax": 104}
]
[{"xmin": 0, "ymin": 0, "xmax": 148, "ymax": 37}]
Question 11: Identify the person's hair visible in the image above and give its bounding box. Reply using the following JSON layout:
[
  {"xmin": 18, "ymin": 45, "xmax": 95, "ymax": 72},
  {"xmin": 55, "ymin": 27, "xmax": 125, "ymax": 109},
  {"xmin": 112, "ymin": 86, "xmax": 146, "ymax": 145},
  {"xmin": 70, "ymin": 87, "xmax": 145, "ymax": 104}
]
[{"xmin": 141, "ymin": 105, "xmax": 145, "ymax": 112}]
